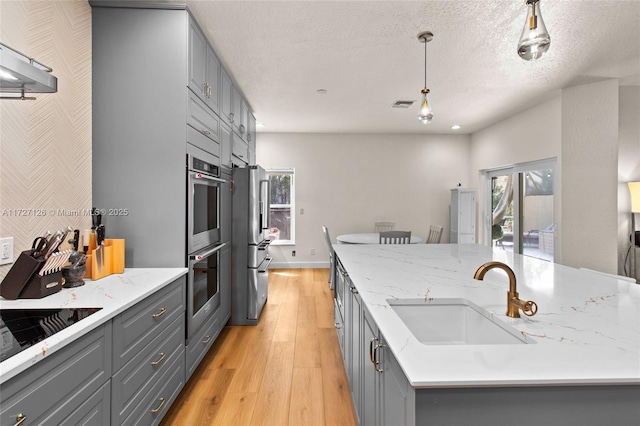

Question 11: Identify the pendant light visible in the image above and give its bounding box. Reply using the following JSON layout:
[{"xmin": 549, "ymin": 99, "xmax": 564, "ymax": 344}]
[
  {"xmin": 417, "ymin": 31, "xmax": 434, "ymax": 124},
  {"xmin": 517, "ymin": 0, "xmax": 550, "ymax": 61}
]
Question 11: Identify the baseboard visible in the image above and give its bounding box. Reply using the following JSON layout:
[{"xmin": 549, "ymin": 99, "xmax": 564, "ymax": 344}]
[{"xmin": 270, "ymin": 261, "xmax": 330, "ymax": 269}]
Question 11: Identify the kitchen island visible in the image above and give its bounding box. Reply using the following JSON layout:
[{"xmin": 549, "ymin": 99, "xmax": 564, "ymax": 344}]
[{"xmin": 333, "ymin": 243, "xmax": 640, "ymax": 425}]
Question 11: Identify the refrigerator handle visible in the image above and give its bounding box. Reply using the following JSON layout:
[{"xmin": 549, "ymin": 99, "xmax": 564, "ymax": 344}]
[{"xmin": 260, "ymin": 179, "xmax": 270, "ymax": 230}]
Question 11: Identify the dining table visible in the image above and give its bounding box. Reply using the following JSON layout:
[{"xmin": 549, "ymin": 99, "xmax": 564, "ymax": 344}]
[{"xmin": 336, "ymin": 232, "xmax": 424, "ymax": 244}]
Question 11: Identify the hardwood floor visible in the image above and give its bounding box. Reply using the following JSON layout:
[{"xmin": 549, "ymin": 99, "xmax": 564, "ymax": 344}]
[{"xmin": 160, "ymin": 268, "xmax": 357, "ymax": 426}]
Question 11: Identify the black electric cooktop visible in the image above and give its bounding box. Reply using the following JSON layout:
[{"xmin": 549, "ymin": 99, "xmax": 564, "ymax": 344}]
[{"xmin": 0, "ymin": 308, "xmax": 102, "ymax": 363}]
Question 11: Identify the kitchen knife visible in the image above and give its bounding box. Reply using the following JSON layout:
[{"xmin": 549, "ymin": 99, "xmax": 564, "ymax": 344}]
[
  {"xmin": 95, "ymin": 224, "xmax": 105, "ymax": 274},
  {"xmin": 71, "ymin": 229, "xmax": 80, "ymax": 251}
]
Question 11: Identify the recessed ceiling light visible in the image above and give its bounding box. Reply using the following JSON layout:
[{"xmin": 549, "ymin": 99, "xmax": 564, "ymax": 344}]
[
  {"xmin": 316, "ymin": 89, "xmax": 328, "ymax": 94},
  {"xmin": 450, "ymin": 124, "xmax": 461, "ymax": 130},
  {"xmin": 256, "ymin": 123, "xmax": 265, "ymax": 128}
]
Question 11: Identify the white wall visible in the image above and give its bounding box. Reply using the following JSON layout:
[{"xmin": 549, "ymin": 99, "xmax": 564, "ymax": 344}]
[
  {"xmin": 470, "ymin": 97, "xmax": 562, "ymax": 242},
  {"xmin": 256, "ymin": 132, "xmax": 471, "ymax": 267}
]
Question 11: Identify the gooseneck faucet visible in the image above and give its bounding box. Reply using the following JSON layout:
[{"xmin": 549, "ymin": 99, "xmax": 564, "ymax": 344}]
[{"xmin": 473, "ymin": 261, "xmax": 538, "ymax": 318}]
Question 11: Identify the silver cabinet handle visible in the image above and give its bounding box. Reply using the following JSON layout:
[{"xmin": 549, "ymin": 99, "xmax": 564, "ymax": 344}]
[
  {"xmin": 239, "ymin": 124, "xmax": 246, "ymax": 134},
  {"xmin": 229, "ymin": 112, "xmax": 234, "ymax": 122},
  {"xmin": 14, "ymin": 414, "xmax": 27, "ymax": 426},
  {"xmin": 202, "ymin": 128, "xmax": 211, "ymax": 135},
  {"xmin": 151, "ymin": 352, "xmax": 166, "ymax": 366},
  {"xmin": 202, "ymin": 335, "xmax": 211, "ymax": 344},
  {"xmin": 152, "ymin": 307, "xmax": 166, "ymax": 319},
  {"xmin": 350, "ymin": 286, "xmax": 358, "ymax": 294},
  {"xmin": 150, "ymin": 397, "xmax": 165, "ymax": 414},
  {"xmin": 247, "ymin": 134, "xmax": 252, "ymax": 142},
  {"xmin": 369, "ymin": 337, "xmax": 384, "ymax": 373}
]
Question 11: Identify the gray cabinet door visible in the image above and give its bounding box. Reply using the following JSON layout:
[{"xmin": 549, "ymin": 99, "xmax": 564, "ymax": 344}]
[
  {"xmin": 220, "ymin": 67, "xmax": 233, "ymax": 126},
  {"xmin": 362, "ymin": 309, "xmax": 379, "ymax": 425},
  {"xmin": 381, "ymin": 338, "xmax": 413, "ymax": 426},
  {"xmin": 204, "ymin": 43, "xmax": 220, "ymax": 113},
  {"xmin": 247, "ymin": 111, "xmax": 256, "ymax": 148},
  {"xmin": 188, "ymin": 19, "xmax": 207, "ymax": 101},
  {"xmin": 349, "ymin": 283, "xmax": 363, "ymax": 425},
  {"xmin": 219, "ymin": 240, "xmax": 232, "ymax": 323},
  {"xmin": 232, "ymin": 84, "xmax": 244, "ymax": 135}
]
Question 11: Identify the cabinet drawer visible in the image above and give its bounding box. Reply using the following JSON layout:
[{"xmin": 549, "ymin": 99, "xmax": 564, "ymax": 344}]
[
  {"xmin": 112, "ymin": 276, "xmax": 185, "ymax": 371},
  {"xmin": 187, "ymin": 89, "xmax": 220, "ymax": 143},
  {"xmin": 122, "ymin": 347, "xmax": 185, "ymax": 426},
  {"xmin": 112, "ymin": 315, "xmax": 184, "ymax": 424},
  {"xmin": 231, "ymin": 132, "xmax": 249, "ymax": 164},
  {"xmin": 59, "ymin": 381, "xmax": 111, "ymax": 426},
  {"xmin": 187, "ymin": 124, "xmax": 220, "ymax": 160},
  {"xmin": 0, "ymin": 323, "xmax": 111, "ymax": 426},
  {"xmin": 186, "ymin": 310, "xmax": 219, "ymax": 380}
]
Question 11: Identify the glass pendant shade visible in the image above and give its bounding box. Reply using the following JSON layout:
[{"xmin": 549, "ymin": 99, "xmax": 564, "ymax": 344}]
[
  {"xmin": 517, "ymin": 0, "xmax": 550, "ymax": 61},
  {"xmin": 418, "ymin": 89, "xmax": 433, "ymax": 124}
]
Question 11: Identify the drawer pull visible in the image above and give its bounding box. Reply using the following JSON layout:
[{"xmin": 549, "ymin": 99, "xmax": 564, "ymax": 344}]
[
  {"xmin": 151, "ymin": 352, "xmax": 166, "ymax": 366},
  {"xmin": 15, "ymin": 413, "xmax": 27, "ymax": 426},
  {"xmin": 202, "ymin": 129, "xmax": 211, "ymax": 135},
  {"xmin": 202, "ymin": 335, "xmax": 211, "ymax": 344},
  {"xmin": 152, "ymin": 307, "xmax": 167, "ymax": 319},
  {"xmin": 150, "ymin": 397, "xmax": 166, "ymax": 414}
]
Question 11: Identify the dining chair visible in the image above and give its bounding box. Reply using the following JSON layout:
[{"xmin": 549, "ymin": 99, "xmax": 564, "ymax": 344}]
[
  {"xmin": 374, "ymin": 221, "xmax": 395, "ymax": 232},
  {"xmin": 379, "ymin": 231, "xmax": 411, "ymax": 244},
  {"xmin": 322, "ymin": 225, "xmax": 335, "ymax": 287},
  {"xmin": 425, "ymin": 225, "xmax": 443, "ymax": 244}
]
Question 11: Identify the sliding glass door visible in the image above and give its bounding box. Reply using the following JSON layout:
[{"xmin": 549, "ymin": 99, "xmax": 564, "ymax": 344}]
[{"xmin": 484, "ymin": 159, "xmax": 556, "ymax": 262}]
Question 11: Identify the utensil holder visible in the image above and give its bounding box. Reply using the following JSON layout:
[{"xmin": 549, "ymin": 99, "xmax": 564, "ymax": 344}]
[{"xmin": 84, "ymin": 238, "xmax": 125, "ymax": 280}]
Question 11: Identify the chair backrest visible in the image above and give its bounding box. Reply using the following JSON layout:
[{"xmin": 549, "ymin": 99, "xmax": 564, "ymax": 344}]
[
  {"xmin": 379, "ymin": 231, "xmax": 411, "ymax": 244},
  {"xmin": 322, "ymin": 225, "xmax": 333, "ymax": 255},
  {"xmin": 426, "ymin": 225, "xmax": 444, "ymax": 244},
  {"xmin": 374, "ymin": 221, "xmax": 395, "ymax": 232}
]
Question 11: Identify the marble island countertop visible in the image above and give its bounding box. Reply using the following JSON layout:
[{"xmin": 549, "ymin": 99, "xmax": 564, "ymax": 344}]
[
  {"xmin": 0, "ymin": 268, "xmax": 187, "ymax": 384},
  {"xmin": 333, "ymin": 243, "xmax": 640, "ymax": 387}
]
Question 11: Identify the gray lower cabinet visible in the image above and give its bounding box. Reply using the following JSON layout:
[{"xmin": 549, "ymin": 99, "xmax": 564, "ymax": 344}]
[
  {"xmin": 0, "ymin": 323, "xmax": 112, "ymax": 425},
  {"xmin": 112, "ymin": 276, "xmax": 186, "ymax": 426},
  {"xmin": 232, "ymin": 132, "xmax": 249, "ymax": 165},
  {"xmin": 186, "ymin": 307, "xmax": 219, "ymax": 380}
]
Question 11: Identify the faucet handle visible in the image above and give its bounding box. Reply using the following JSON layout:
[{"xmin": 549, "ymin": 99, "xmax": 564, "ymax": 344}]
[{"xmin": 522, "ymin": 300, "xmax": 538, "ymax": 316}]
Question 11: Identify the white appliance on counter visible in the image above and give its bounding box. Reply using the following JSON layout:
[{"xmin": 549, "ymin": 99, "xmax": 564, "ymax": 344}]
[{"xmin": 231, "ymin": 165, "xmax": 272, "ymax": 325}]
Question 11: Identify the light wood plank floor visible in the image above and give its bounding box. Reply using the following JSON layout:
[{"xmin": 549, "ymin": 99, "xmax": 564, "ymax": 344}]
[{"xmin": 160, "ymin": 268, "xmax": 357, "ymax": 426}]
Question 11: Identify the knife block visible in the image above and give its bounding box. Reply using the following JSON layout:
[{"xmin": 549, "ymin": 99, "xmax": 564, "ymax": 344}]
[
  {"xmin": 0, "ymin": 250, "xmax": 63, "ymax": 299},
  {"xmin": 84, "ymin": 239, "xmax": 125, "ymax": 280}
]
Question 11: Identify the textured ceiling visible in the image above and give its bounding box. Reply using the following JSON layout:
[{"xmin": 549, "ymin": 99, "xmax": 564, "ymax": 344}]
[{"xmin": 151, "ymin": 0, "xmax": 640, "ymax": 134}]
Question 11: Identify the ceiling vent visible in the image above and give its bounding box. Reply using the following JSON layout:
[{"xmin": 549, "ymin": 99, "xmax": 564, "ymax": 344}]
[{"xmin": 391, "ymin": 100, "xmax": 415, "ymax": 109}]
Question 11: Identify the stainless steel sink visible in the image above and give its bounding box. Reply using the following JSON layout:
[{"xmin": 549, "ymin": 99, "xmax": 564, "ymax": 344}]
[{"xmin": 386, "ymin": 298, "xmax": 535, "ymax": 345}]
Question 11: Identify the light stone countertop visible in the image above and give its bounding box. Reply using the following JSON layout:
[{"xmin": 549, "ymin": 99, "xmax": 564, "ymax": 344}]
[
  {"xmin": 332, "ymin": 243, "xmax": 640, "ymax": 387},
  {"xmin": 0, "ymin": 268, "xmax": 187, "ymax": 384}
]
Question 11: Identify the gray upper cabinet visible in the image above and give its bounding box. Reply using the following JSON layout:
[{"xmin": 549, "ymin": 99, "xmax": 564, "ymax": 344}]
[
  {"xmin": 188, "ymin": 18, "xmax": 220, "ymax": 114},
  {"xmin": 232, "ymin": 84, "xmax": 245, "ymax": 137},
  {"xmin": 220, "ymin": 67, "xmax": 233, "ymax": 126}
]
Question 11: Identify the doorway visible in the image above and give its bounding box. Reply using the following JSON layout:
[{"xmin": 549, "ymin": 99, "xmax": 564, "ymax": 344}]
[{"xmin": 483, "ymin": 159, "xmax": 556, "ymax": 262}]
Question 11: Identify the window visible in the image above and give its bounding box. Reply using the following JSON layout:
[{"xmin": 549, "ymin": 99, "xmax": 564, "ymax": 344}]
[{"xmin": 267, "ymin": 168, "xmax": 295, "ymax": 245}]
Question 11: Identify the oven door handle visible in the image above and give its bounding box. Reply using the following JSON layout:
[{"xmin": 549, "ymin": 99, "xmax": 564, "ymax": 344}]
[
  {"xmin": 189, "ymin": 242, "xmax": 226, "ymax": 261},
  {"xmin": 258, "ymin": 256, "xmax": 272, "ymax": 273},
  {"xmin": 190, "ymin": 172, "xmax": 226, "ymax": 184}
]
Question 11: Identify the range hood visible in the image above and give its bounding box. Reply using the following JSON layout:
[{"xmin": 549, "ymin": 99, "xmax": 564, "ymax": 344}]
[{"xmin": 0, "ymin": 42, "xmax": 57, "ymax": 100}]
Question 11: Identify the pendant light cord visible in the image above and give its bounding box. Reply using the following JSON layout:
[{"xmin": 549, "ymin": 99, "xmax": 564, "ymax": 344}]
[{"xmin": 424, "ymin": 37, "xmax": 427, "ymax": 88}]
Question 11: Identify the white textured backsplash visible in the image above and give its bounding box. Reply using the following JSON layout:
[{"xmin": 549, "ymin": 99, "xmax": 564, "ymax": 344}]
[{"xmin": 0, "ymin": 0, "xmax": 92, "ymax": 281}]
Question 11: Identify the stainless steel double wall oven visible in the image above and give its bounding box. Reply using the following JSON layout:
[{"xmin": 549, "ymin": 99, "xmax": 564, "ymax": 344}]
[{"xmin": 186, "ymin": 144, "xmax": 226, "ymax": 338}]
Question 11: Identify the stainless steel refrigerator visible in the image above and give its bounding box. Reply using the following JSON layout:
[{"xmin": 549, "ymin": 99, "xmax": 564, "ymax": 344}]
[{"xmin": 231, "ymin": 165, "xmax": 272, "ymax": 325}]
